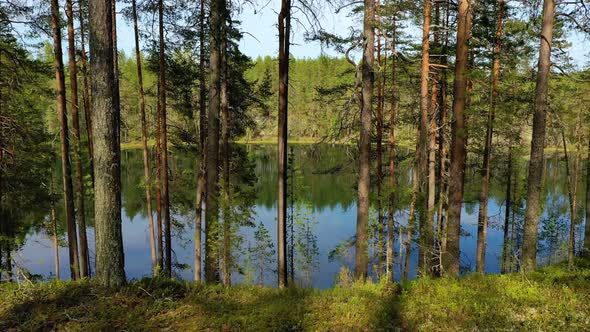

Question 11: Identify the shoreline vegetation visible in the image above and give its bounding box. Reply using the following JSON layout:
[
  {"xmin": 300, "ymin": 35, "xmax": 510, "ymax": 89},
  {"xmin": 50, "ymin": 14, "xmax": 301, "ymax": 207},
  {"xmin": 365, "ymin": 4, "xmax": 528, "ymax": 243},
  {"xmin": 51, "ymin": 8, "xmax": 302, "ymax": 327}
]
[
  {"xmin": 2, "ymin": 259, "xmax": 589, "ymax": 331},
  {"xmin": 118, "ymin": 138, "xmax": 581, "ymax": 156}
]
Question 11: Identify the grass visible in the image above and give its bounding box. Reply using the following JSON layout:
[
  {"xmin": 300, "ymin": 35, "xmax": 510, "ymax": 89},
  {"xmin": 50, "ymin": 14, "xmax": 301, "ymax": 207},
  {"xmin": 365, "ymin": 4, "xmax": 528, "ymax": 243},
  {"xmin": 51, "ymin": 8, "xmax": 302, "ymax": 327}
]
[{"xmin": 2, "ymin": 260, "xmax": 590, "ymax": 331}]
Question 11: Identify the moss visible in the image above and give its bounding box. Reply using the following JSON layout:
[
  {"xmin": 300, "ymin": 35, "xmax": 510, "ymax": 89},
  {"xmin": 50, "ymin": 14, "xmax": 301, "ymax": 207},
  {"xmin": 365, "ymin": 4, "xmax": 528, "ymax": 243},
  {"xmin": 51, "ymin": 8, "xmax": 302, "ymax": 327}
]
[{"xmin": 2, "ymin": 260, "xmax": 590, "ymax": 331}]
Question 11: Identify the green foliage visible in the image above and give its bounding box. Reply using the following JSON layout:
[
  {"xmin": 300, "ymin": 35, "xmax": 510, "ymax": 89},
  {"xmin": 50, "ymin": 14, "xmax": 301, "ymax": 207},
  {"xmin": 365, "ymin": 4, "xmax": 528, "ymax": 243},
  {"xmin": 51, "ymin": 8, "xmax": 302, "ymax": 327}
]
[
  {"xmin": 3, "ymin": 260, "xmax": 590, "ymax": 331},
  {"xmin": 249, "ymin": 222, "xmax": 275, "ymax": 286}
]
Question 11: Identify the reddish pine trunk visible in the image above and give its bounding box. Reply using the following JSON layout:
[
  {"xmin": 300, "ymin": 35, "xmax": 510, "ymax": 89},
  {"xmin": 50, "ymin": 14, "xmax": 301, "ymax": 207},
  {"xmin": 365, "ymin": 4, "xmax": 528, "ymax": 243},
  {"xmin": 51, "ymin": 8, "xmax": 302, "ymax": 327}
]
[
  {"xmin": 132, "ymin": 0, "xmax": 157, "ymax": 273},
  {"xmin": 50, "ymin": 0, "xmax": 80, "ymax": 280},
  {"xmin": 66, "ymin": 0, "xmax": 89, "ymax": 278}
]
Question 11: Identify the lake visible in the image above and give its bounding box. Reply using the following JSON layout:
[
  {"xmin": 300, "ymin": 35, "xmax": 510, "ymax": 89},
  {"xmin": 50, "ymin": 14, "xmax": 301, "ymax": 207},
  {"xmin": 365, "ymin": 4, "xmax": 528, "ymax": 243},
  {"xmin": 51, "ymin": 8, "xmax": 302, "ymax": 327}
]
[{"xmin": 15, "ymin": 144, "xmax": 586, "ymax": 288}]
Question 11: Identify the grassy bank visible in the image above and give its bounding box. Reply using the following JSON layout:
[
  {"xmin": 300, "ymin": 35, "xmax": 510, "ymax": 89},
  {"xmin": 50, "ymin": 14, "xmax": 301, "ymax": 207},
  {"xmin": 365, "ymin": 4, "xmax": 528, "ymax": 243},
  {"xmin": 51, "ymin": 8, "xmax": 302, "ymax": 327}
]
[{"xmin": 2, "ymin": 261, "xmax": 590, "ymax": 331}]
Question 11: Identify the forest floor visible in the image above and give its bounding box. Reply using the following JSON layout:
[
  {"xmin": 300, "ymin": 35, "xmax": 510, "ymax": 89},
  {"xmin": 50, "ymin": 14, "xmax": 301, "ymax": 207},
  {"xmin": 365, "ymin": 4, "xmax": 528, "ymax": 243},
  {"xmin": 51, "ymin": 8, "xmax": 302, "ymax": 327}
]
[{"xmin": 1, "ymin": 259, "xmax": 590, "ymax": 331}]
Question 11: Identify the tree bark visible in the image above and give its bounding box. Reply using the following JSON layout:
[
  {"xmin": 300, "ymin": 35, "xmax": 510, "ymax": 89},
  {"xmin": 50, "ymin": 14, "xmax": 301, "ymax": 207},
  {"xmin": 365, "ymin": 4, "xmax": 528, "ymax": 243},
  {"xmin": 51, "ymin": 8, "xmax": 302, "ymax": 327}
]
[
  {"xmin": 221, "ymin": 33, "xmax": 231, "ymax": 286},
  {"xmin": 376, "ymin": 0, "xmax": 385, "ymax": 274},
  {"xmin": 277, "ymin": 0, "xmax": 291, "ymax": 287},
  {"xmin": 79, "ymin": 8, "xmax": 94, "ymax": 188},
  {"xmin": 66, "ymin": 0, "xmax": 89, "ymax": 279},
  {"xmin": 522, "ymin": 0, "xmax": 555, "ymax": 272},
  {"xmin": 205, "ymin": 0, "xmax": 223, "ymax": 283},
  {"xmin": 194, "ymin": 0, "xmax": 207, "ymax": 284},
  {"xmin": 132, "ymin": 0, "xmax": 157, "ymax": 273},
  {"xmin": 475, "ymin": 0, "xmax": 503, "ymax": 273},
  {"xmin": 354, "ymin": 0, "xmax": 375, "ymax": 281},
  {"xmin": 78, "ymin": 6, "xmax": 95, "ymax": 187},
  {"xmin": 418, "ymin": 0, "xmax": 433, "ymax": 276},
  {"xmin": 50, "ymin": 0, "xmax": 80, "ymax": 281},
  {"xmin": 444, "ymin": 0, "xmax": 471, "ymax": 277},
  {"xmin": 195, "ymin": 0, "xmax": 207, "ymax": 283},
  {"xmin": 88, "ymin": 0, "xmax": 126, "ymax": 287},
  {"xmin": 157, "ymin": 0, "xmax": 172, "ymax": 277}
]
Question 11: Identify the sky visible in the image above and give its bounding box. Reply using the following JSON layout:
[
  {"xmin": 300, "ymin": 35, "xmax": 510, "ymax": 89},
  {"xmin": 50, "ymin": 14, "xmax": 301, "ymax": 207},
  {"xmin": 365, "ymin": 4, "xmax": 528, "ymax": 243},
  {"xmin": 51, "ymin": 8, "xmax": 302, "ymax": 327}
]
[{"xmin": 112, "ymin": 2, "xmax": 589, "ymax": 67}]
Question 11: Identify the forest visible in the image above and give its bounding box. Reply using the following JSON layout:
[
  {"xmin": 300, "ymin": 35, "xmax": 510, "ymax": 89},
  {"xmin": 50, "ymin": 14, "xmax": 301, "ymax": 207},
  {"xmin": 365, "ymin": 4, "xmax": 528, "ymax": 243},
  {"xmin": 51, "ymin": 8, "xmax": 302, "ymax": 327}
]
[{"xmin": 1, "ymin": 0, "xmax": 590, "ymax": 330}]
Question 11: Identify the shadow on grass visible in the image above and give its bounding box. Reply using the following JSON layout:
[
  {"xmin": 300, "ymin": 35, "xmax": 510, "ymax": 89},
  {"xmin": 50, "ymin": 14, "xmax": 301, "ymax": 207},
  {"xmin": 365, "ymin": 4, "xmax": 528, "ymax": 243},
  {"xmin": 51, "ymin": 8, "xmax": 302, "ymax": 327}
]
[{"xmin": 0, "ymin": 278, "xmax": 402, "ymax": 331}]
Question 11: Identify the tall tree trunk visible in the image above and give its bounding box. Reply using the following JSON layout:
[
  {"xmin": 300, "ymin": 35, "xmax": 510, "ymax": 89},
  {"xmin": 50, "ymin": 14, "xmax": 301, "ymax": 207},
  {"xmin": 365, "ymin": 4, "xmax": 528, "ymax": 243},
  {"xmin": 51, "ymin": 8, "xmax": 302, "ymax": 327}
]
[
  {"xmin": 78, "ymin": 7, "xmax": 94, "ymax": 187},
  {"xmin": 88, "ymin": 0, "xmax": 126, "ymax": 287},
  {"xmin": 354, "ymin": 0, "xmax": 375, "ymax": 281},
  {"xmin": 157, "ymin": 0, "xmax": 172, "ymax": 277},
  {"xmin": 277, "ymin": 0, "xmax": 291, "ymax": 288},
  {"xmin": 386, "ymin": 17, "xmax": 397, "ymax": 282},
  {"xmin": 522, "ymin": 0, "xmax": 555, "ymax": 272},
  {"xmin": 194, "ymin": 0, "xmax": 207, "ymax": 283},
  {"xmin": 66, "ymin": 0, "xmax": 89, "ymax": 279},
  {"xmin": 501, "ymin": 146, "xmax": 512, "ymax": 274},
  {"xmin": 50, "ymin": 0, "xmax": 80, "ymax": 280},
  {"xmin": 475, "ymin": 0, "xmax": 503, "ymax": 273},
  {"xmin": 436, "ymin": 0, "xmax": 450, "ymax": 255},
  {"xmin": 418, "ymin": 0, "xmax": 433, "ymax": 276},
  {"xmin": 376, "ymin": 0, "xmax": 385, "ymax": 274},
  {"xmin": 132, "ymin": 0, "xmax": 157, "ymax": 273},
  {"xmin": 584, "ymin": 127, "xmax": 590, "ymax": 256},
  {"xmin": 444, "ymin": 0, "xmax": 471, "ymax": 277},
  {"xmin": 221, "ymin": 34, "xmax": 231, "ymax": 286},
  {"xmin": 205, "ymin": 0, "xmax": 223, "ymax": 283}
]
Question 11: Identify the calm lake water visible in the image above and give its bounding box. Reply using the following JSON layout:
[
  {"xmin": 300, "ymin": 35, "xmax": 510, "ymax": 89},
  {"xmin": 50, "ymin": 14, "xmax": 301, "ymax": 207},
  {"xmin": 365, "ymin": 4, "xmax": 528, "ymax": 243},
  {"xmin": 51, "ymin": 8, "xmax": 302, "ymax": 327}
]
[{"xmin": 16, "ymin": 144, "xmax": 587, "ymax": 288}]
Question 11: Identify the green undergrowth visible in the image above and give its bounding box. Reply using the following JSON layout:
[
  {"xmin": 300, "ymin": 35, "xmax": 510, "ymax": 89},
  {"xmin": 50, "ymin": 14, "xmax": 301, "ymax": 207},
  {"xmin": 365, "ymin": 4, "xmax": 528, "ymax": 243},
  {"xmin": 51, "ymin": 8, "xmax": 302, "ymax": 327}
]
[{"xmin": 2, "ymin": 260, "xmax": 589, "ymax": 331}]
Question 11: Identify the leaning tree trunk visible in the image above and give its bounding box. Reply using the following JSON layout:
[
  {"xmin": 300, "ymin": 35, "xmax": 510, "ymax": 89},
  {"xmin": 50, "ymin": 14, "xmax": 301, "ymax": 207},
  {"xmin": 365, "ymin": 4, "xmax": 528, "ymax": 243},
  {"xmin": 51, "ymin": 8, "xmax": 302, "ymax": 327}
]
[
  {"xmin": 418, "ymin": 0, "xmax": 433, "ymax": 276},
  {"xmin": 88, "ymin": 0, "xmax": 126, "ymax": 287},
  {"xmin": 66, "ymin": 0, "xmax": 89, "ymax": 278},
  {"xmin": 354, "ymin": 0, "xmax": 375, "ymax": 281},
  {"xmin": 157, "ymin": 0, "xmax": 172, "ymax": 278},
  {"xmin": 132, "ymin": 0, "xmax": 157, "ymax": 273},
  {"xmin": 475, "ymin": 0, "xmax": 503, "ymax": 273},
  {"xmin": 522, "ymin": 0, "xmax": 555, "ymax": 272},
  {"xmin": 205, "ymin": 0, "xmax": 223, "ymax": 283},
  {"xmin": 277, "ymin": 0, "xmax": 291, "ymax": 288},
  {"xmin": 50, "ymin": 0, "xmax": 80, "ymax": 281},
  {"xmin": 444, "ymin": 0, "xmax": 471, "ymax": 277}
]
